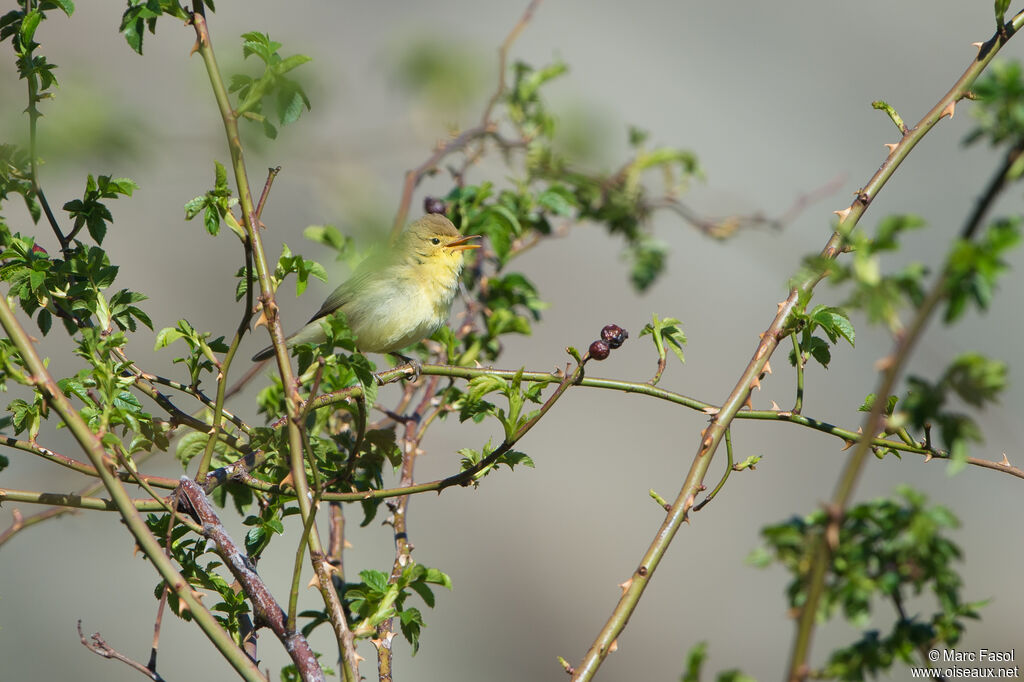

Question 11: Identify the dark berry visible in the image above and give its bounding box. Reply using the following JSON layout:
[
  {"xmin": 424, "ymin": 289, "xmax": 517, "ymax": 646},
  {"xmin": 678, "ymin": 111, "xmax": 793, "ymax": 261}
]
[
  {"xmin": 600, "ymin": 324, "xmax": 628, "ymax": 349},
  {"xmin": 424, "ymin": 196, "xmax": 447, "ymax": 215},
  {"xmin": 588, "ymin": 339, "xmax": 610, "ymax": 360}
]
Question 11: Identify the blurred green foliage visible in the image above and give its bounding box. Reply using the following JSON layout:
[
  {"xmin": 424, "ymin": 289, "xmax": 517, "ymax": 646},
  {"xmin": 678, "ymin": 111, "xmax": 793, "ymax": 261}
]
[{"xmin": 749, "ymin": 488, "xmax": 984, "ymax": 681}]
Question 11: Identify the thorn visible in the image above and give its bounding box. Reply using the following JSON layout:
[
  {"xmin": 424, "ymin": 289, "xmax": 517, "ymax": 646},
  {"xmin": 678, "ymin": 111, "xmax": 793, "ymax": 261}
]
[
  {"xmin": 307, "ymin": 574, "xmax": 321, "ymax": 589},
  {"xmin": 1000, "ymin": 453, "xmax": 1011, "ymax": 467},
  {"xmin": 972, "ymin": 41, "xmax": 984, "ymax": 49},
  {"xmin": 750, "ymin": 375, "xmax": 761, "ymax": 391},
  {"xmin": 834, "ymin": 206, "xmax": 852, "ymax": 223},
  {"xmin": 618, "ymin": 578, "xmax": 633, "ymax": 593},
  {"xmin": 884, "ymin": 142, "xmax": 898, "ymax": 153},
  {"xmin": 702, "ymin": 406, "xmax": 719, "ymax": 416},
  {"xmin": 771, "ymin": 400, "xmax": 780, "ymax": 411},
  {"xmin": 826, "ymin": 522, "xmax": 840, "ymax": 550},
  {"xmin": 923, "ymin": 452, "xmax": 933, "ymax": 463},
  {"xmin": 254, "ymin": 309, "xmax": 269, "ymax": 329},
  {"xmin": 940, "ymin": 100, "xmax": 956, "ymax": 120},
  {"xmin": 764, "ymin": 360, "xmax": 773, "ymax": 375},
  {"xmin": 608, "ymin": 639, "xmax": 619, "ymax": 654}
]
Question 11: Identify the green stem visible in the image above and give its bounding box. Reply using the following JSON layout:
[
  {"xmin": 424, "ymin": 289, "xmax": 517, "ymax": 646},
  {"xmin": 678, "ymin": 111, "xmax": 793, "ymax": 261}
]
[
  {"xmin": 208, "ymin": 360, "xmax": 1020, "ymax": 504},
  {"xmin": 790, "ymin": 331, "xmax": 805, "ymax": 414},
  {"xmin": 0, "ymin": 487, "xmax": 167, "ymax": 512},
  {"xmin": 693, "ymin": 428, "xmax": 733, "ymax": 511},
  {"xmin": 288, "ymin": 496, "xmax": 320, "ymax": 632}
]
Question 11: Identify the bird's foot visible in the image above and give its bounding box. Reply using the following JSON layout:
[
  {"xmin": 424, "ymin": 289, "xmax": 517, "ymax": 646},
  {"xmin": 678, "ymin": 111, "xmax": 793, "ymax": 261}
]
[{"xmin": 392, "ymin": 353, "xmax": 422, "ymax": 381}]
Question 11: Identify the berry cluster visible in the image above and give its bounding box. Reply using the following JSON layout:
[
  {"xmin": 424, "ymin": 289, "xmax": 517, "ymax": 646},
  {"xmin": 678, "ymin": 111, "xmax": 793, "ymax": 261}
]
[{"xmin": 588, "ymin": 324, "xmax": 628, "ymax": 361}]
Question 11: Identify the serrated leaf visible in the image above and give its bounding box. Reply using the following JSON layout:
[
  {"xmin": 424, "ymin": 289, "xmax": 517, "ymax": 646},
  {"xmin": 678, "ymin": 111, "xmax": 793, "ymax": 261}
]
[
  {"xmin": 806, "ymin": 335, "xmax": 831, "ymax": 368},
  {"xmin": 467, "ymin": 374, "xmax": 508, "ymax": 402},
  {"xmin": 154, "ymin": 327, "xmax": 185, "ymax": 350},
  {"xmin": 176, "ymin": 431, "xmax": 208, "ymax": 467},
  {"xmin": 810, "ymin": 305, "xmax": 855, "ymax": 346},
  {"xmin": 19, "ymin": 10, "xmax": 41, "ymax": 44},
  {"xmin": 360, "ymin": 569, "xmax": 389, "ymax": 593}
]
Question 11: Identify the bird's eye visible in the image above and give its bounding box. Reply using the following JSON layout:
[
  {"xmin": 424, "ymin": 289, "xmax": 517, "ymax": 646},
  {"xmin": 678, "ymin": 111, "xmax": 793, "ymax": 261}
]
[{"xmin": 431, "ymin": 238, "xmax": 441, "ymax": 245}]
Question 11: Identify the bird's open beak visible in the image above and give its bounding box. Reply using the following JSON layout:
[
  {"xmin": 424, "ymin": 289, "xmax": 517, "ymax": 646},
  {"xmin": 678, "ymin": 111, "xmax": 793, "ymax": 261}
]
[{"xmin": 447, "ymin": 234, "xmax": 482, "ymax": 251}]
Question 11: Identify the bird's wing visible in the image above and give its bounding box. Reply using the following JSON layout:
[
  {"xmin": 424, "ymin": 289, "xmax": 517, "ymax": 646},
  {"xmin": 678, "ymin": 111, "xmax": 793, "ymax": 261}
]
[{"xmin": 306, "ymin": 249, "xmax": 393, "ymax": 323}]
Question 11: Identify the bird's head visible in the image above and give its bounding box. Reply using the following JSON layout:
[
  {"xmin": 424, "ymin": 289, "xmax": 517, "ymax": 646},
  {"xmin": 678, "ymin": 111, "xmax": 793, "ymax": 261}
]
[{"xmin": 401, "ymin": 214, "xmax": 481, "ymax": 271}]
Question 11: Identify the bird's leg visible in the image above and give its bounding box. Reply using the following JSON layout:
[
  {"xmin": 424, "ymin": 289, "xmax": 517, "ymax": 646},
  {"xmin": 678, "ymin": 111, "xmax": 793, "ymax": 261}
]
[{"xmin": 390, "ymin": 352, "xmax": 422, "ymax": 381}]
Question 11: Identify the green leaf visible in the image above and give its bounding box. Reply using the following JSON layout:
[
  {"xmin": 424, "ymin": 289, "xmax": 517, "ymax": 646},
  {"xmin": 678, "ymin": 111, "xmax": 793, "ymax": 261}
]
[
  {"xmin": 175, "ymin": 431, "xmax": 208, "ymax": 467},
  {"xmin": 214, "ymin": 160, "xmax": 228, "ymax": 191},
  {"xmin": 537, "ymin": 188, "xmax": 575, "ymax": 216},
  {"xmin": 47, "ymin": 0, "xmax": 75, "ymax": 16},
  {"xmin": 496, "ymin": 449, "xmax": 534, "ymax": 470},
  {"xmin": 19, "ymin": 10, "xmax": 41, "ymax": 45},
  {"xmin": 809, "ymin": 305, "xmax": 855, "ymax": 346},
  {"xmin": 640, "ymin": 314, "xmax": 686, "ymax": 366},
  {"xmin": 805, "ymin": 335, "xmax": 831, "ymax": 368},
  {"xmin": 681, "ymin": 641, "xmax": 708, "ymax": 682},
  {"xmin": 183, "ymin": 195, "xmax": 205, "ymax": 220},
  {"xmin": 944, "ymin": 352, "xmax": 1006, "ymax": 407},
  {"xmin": 466, "ymin": 374, "xmax": 508, "ymax": 403},
  {"xmin": 360, "ymin": 569, "xmax": 389, "ymax": 593},
  {"xmin": 154, "ymin": 326, "xmax": 185, "ymax": 350},
  {"xmin": 858, "ymin": 393, "xmax": 898, "ymax": 416}
]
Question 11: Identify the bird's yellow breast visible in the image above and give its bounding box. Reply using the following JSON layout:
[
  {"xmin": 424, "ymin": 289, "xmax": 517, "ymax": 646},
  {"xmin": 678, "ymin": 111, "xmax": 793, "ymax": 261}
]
[{"xmin": 342, "ymin": 254, "xmax": 463, "ymax": 353}]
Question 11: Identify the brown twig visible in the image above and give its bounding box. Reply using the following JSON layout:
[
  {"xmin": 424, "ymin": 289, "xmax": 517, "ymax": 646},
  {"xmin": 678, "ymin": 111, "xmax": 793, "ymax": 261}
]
[
  {"xmin": 373, "ymin": 374, "xmax": 440, "ymax": 676},
  {"xmin": 78, "ymin": 620, "xmax": 167, "ymax": 682},
  {"xmin": 390, "ymin": 126, "xmax": 504, "ymax": 242},
  {"xmin": 255, "ymin": 166, "xmax": 282, "ymax": 226},
  {"xmin": 647, "ymin": 174, "xmax": 846, "ymax": 239}
]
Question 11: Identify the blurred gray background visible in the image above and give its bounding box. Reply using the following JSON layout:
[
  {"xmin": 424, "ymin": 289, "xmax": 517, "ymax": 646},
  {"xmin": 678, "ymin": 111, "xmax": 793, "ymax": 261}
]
[{"xmin": 1, "ymin": 1, "xmax": 1022, "ymax": 680}]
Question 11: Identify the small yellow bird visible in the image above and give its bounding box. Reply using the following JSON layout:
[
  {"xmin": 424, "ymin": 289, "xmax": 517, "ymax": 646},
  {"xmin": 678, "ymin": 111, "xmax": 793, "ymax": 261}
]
[{"xmin": 252, "ymin": 214, "xmax": 480, "ymax": 362}]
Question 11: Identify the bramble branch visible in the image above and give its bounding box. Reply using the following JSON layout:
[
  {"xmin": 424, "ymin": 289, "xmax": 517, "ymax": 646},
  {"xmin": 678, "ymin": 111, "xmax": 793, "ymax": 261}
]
[{"xmin": 178, "ymin": 478, "xmax": 324, "ymax": 682}]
